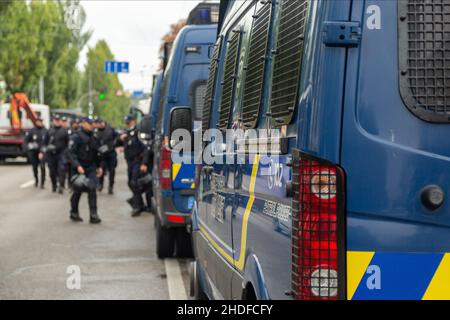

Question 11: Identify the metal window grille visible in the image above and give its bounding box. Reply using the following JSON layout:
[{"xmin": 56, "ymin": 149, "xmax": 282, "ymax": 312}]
[
  {"xmin": 241, "ymin": 1, "xmax": 272, "ymax": 129},
  {"xmin": 398, "ymin": 0, "xmax": 450, "ymax": 123},
  {"xmin": 218, "ymin": 30, "xmax": 242, "ymax": 130},
  {"xmin": 193, "ymin": 81, "xmax": 207, "ymax": 120},
  {"xmin": 202, "ymin": 38, "xmax": 223, "ymax": 133},
  {"xmin": 269, "ymin": 0, "xmax": 308, "ymax": 127}
]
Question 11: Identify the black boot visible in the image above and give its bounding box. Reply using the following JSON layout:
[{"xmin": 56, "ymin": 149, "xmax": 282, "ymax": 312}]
[
  {"xmin": 131, "ymin": 207, "xmax": 143, "ymax": 217},
  {"xmin": 58, "ymin": 186, "xmax": 64, "ymax": 194},
  {"xmin": 126, "ymin": 198, "xmax": 134, "ymax": 208},
  {"xmin": 108, "ymin": 186, "xmax": 114, "ymax": 195},
  {"xmin": 70, "ymin": 212, "xmax": 83, "ymax": 222},
  {"xmin": 90, "ymin": 213, "xmax": 102, "ymax": 224}
]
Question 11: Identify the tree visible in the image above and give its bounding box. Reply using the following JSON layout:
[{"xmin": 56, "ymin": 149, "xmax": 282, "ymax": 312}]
[
  {"xmin": 81, "ymin": 40, "xmax": 130, "ymax": 127},
  {"xmin": 158, "ymin": 19, "xmax": 186, "ymax": 70},
  {"xmin": 0, "ymin": 0, "xmax": 90, "ymax": 108}
]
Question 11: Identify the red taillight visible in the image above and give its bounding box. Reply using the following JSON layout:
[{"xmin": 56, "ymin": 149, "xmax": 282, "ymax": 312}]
[
  {"xmin": 167, "ymin": 215, "xmax": 185, "ymax": 224},
  {"xmin": 292, "ymin": 150, "xmax": 345, "ymax": 300},
  {"xmin": 160, "ymin": 145, "xmax": 171, "ymax": 190}
]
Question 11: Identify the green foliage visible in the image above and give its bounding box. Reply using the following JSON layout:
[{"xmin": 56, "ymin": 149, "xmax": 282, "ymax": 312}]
[
  {"xmin": 81, "ymin": 40, "xmax": 130, "ymax": 127},
  {"xmin": 0, "ymin": 0, "xmax": 90, "ymax": 109}
]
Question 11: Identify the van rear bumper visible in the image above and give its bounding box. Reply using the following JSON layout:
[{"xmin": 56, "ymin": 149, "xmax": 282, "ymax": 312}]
[{"xmin": 153, "ymin": 195, "xmax": 191, "ymax": 228}]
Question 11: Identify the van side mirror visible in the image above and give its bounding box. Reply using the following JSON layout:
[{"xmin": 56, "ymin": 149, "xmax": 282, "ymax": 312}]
[{"xmin": 169, "ymin": 107, "xmax": 192, "ymax": 149}]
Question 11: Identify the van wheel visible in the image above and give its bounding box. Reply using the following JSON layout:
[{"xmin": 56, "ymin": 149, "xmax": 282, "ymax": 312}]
[
  {"xmin": 156, "ymin": 217, "xmax": 175, "ymax": 258},
  {"xmin": 175, "ymin": 228, "xmax": 193, "ymax": 258},
  {"xmin": 190, "ymin": 261, "xmax": 208, "ymax": 300}
]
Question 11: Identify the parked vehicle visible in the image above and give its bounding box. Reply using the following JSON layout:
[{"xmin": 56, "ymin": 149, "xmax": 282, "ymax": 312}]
[
  {"xmin": 191, "ymin": 0, "xmax": 450, "ymax": 300},
  {"xmin": 149, "ymin": 72, "xmax": 164, "ymax": 136},
  {"xmin": 51, "ymin": 109, "xmax": 85, "ymax": 127},
  {"xmin": 0, "ymin": 94, "xmax": 50, "ymax": 161},
  {"xmin": 152, "ymin": 17, "xmax": 218, "ymax": 257}
]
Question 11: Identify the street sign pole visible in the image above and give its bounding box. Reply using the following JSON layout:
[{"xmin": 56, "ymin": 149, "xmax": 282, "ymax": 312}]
[{"xmin": 88, "ymin": 69, "xmax": 93, "ymax": 116}]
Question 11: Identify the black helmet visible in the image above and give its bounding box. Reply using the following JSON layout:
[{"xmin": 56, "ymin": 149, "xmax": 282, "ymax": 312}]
[
  {"xmin": 137, "ymin": 173, "xmax": 152, "ymax": 192},
  {"xmin": 71, "ymin": 174, "xmax": 96, "ymax": 193}
]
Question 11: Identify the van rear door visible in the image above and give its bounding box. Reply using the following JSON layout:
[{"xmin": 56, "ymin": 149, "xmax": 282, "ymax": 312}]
[
  {"xmin": 170, "ymin": 42, "xmax": 212, "ymax": 213},
  {"xmin": 343, "ymin": 0, "xmax": 450, "ymax": 300}
]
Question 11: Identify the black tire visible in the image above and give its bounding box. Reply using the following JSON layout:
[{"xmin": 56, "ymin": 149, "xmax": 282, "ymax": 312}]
[
  {"xmin": 175, "ymin": 228, "xmax": 193, "ymax": 258},
  {"xmin": 190, "ymin": 261, "xmax": 208, "ymax": 300},
  {"xmin": 156, "ymin": 217, "xmax": 175, "ymax": 258}
]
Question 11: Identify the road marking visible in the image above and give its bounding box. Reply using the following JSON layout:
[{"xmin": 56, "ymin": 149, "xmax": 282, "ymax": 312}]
[
  {"xmin": 164, "ymin": 259, "xmax": 187, "ymax": 300},
  {"xmin": 20, "ymin": 180, "xmax": 35, "ymax": 189}
]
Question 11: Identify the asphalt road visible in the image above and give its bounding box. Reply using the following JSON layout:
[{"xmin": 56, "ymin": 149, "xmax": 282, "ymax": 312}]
[{"xmin": 0, "ymin": 157, "xmax": 191, "ymax": 300}]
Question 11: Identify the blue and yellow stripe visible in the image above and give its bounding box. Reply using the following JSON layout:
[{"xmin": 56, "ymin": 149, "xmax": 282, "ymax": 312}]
[
  {"xmin": 172, "ymin": 163, "xmax": 196, "ymax": 189},
  {"xmin": 348, "ymin": 251, "xmax": 450, "ymax": 300}
]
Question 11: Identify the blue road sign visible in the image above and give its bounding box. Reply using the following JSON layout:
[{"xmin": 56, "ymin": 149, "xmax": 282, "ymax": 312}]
[
  {"xmin": 104, "ymin": 61, "xmax": 129, "ymax": 74},
  {"xmin": 132, "ymin": 90, "xmax": 144, "ymax": 98}
]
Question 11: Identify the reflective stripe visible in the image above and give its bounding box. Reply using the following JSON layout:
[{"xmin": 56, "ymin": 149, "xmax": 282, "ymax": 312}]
[
  {"xmin": 172, "ymin": 163, "xmax": 182, "ymax": 181},
  {"xmin": 347, "ymin": 251, "xmax": 375, "ymax": 300},
  {"xmin": 199, "ymin": 155, "xmax": 261, "ymax": 271},
  {"xmin": 172, "ymin": 162, "xmax": 195, "ymax": 188},
  {"xmin": 348, "ymin": 251, "xmax": 448, "ymax": 300},
  {"xmin": 423, "ymin": 254, "xmax": 450, "ymax": 300}
]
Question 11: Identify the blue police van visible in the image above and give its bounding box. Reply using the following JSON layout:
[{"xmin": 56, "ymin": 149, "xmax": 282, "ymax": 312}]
[
  {"xmin": 189, "ymin": 0, "xmax": 450, "ymax": 300},
  {"xmin": 152, "ymin": 6, "xmax": 218, "ymax": 258}
]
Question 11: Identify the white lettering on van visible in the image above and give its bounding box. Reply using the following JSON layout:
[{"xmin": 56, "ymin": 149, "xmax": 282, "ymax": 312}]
[{"xmin": 366, "ymin": 5, "xmax": 381, "ymax": 30}]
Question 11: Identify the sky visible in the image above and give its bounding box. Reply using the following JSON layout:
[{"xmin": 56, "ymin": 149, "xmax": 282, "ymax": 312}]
[{"xmin": 78, "ymin": 0, "xmax": 203, "ymax": 93}]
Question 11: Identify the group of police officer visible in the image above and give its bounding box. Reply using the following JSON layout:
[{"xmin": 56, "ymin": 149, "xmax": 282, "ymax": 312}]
[{"xmin": 25, "ymin": 114, "xmax": 152, "ymax": 224}]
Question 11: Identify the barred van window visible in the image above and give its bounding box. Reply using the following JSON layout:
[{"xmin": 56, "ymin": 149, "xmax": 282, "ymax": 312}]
[
  {"xmin": 193, "ymin": 81, "xmax": 207, "ymax": 121},
  {"xmin": 269, "ymin": 0, "xmax": 309, "ymax": 127},
  {"xmin": 241, "ymin": 1, "xmax": 273, "ymax": 129},
  {"xmin": 398, "ymin": 0, "xmax": 450, "ymax": 123},
  {"xmin": 218, "ymin": 30, "xmax": 242, "ymax": 130},
  {"xmin": 202, "ymin": 37, "xmax": 222, "ymax": 133}
]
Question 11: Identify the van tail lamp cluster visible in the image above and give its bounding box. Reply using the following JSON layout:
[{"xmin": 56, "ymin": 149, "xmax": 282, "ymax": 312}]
[
  {"xmin": 167, "ymin": 215, "xmax": 185, "ymax": 224},
  {"xmin": 291, "ymin": 150, "xmax": 346, "ymax": 300},
  {"xmin": 160, "ymin": 144, "xmax": 172, "ymax": 190}
]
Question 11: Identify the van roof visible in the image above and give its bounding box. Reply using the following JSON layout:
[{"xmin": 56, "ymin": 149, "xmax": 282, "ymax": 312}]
[{"xmin": 177, "ymin": 24, "xmax": 218, "ymax": 45}]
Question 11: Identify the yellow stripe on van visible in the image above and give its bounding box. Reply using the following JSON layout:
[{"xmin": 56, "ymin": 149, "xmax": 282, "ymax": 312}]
[
  {"xmin": 172, "ymin": 163, "xmax": 181, "ymax": 181},
  {"xmin": 235, "ymin": 154, "xmax": 260, "ymax": 271},
  {"xmin": 423, "ymin": 254, "xmax": 450, "ymax": 300},
  {"xmin": 199, "ymin": 155, "xmax": 260, "ymax": 272},
  {"xmin": 347, "ymin": 251, "xmax": 375, "ymax": 300}
]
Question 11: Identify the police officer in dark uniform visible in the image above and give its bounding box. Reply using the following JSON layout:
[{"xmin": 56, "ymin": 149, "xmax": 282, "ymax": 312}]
[
  {"xmin": 96, "ymin": 118, "xmax": 118, "ymax": 194},
  {"xmin": 138, "ymin": 114, "xmax": 154, "ymax": 212},
  {"xmin": 68, "ymin": 117, "xmax": 103, "ymax": 224},
  {"xmin": 44, "ymin": 115, "xmax": 69, "ymax": 194},
  {"xmin": 140, "ymin": 143, "xmax": 153, "ymax": 212},
  {"xmin": 24, "ymin": 117, "xmax": 47, "ymax": 188},
  {"xmin": 67, "ymin": 118, "xmax": 80, "ymax": 188},
  {"xmin": 120, "ymin": 115, "xmax": 145, "ymax": 217}
]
